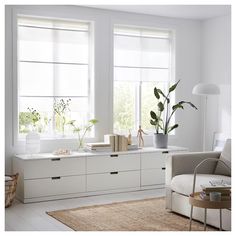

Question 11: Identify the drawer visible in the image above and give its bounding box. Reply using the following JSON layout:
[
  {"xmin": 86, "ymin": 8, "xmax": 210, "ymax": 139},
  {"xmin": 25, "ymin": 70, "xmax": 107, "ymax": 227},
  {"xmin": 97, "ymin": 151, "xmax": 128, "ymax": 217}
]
[
  {"xmin": 87, "ymin": 153, "xmax": 140, "ymax": 174},
  {"xmin": 87, "ymin": 171, "xmax": 140, "ymax": 192},
  {"xmin": 141, "ymin": 168, "xmax": 165, "ymax": 186},
  {"xmin": 24, "ymin": 157, "xmax": 86, "ymax": 179},
  {"xmin": 24, "ymin": 175, "xmax": 86, "ymax": 198},
  {"xmin": 141, "ymin": 152, "xmax": 165, "ymax": 169}
]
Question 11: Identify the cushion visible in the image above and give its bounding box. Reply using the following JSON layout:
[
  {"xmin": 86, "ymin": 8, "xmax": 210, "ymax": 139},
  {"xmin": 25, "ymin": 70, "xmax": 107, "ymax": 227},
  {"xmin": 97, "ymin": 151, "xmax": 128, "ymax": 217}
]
[
  {"xmin": 171, "ymin": 174, "xmax": 231, "ymax": 196},
  {"xmin": 214, "ymin": 139, "xmax": 231, "ymax": 176}
]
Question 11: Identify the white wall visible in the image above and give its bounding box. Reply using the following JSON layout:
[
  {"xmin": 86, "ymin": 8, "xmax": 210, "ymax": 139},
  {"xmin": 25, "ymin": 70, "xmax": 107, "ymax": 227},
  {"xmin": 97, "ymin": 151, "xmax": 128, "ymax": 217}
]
[
  {"xmin": 201, "ymin": 15, "xmax": 231, "ymax": 150},
  {"xmin": 5, "ymin": 5, "xmax": 202, "ymax": 173}
]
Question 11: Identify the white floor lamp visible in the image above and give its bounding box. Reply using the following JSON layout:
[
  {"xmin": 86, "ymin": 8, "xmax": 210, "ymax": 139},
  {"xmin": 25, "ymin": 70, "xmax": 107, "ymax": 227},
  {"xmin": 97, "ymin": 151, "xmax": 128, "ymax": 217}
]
[{"xmin": 192, "ymin": 83, "xmax": 220, "ymax": 151}]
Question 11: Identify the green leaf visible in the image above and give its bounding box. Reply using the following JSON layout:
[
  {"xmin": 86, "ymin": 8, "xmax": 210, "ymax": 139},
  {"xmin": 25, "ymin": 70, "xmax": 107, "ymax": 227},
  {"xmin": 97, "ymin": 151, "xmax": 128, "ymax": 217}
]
[
  {"xmin": 158, "ymin": 102, "xmax": 164, "ymax": 112},
  {"xmin": 150, "ymin": 119, "xmax": 157, "ymax": 126},
  {"xmin": 169, "ymin": 80, "xmax": 180, "ymax": 93},
  {"xmin": 179, "ymin": 101, "xmax": 198, "ymax": 110},
  {"xmin": 168, "ymin": 124, "xmax": 179, "ymax": 133},
  {"xmin": 172, "ymin": 104, "xmax": 184, "ymax": 110},
  {"xmin": 150, "ymin": 111, "xmax": 157, "ymax": 120},
  {"xmin": 89, "ymin": 119, "xmax": 99, "ymax": 124},
  {"xmin": 156, "ymin": 89, "xmax": 167, "ymax": 99},
  {"xmin": 154, "ymin": 87, "xmax": 160, "ymax": 99}
]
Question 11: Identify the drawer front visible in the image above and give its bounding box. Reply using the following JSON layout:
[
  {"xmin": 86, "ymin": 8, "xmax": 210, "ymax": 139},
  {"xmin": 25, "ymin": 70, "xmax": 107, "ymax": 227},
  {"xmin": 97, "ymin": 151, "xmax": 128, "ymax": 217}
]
[
  {"xmin": 87, "ymin": 171, "xmax": 140, "ymax": 192},
  {"xmin": 87, "ymin": 154, "xmax": 140, "ymax": 174},
  {"xmin": 141, "ymin": 152, "xmax": 165, "ymax": 169},
  {"xmin": 24, "ymin": 157, "xmax": 86, "ymax": 179},
  {"xmin": 24, "ymin": 175, "xmax": 86, "ymax": 198},
  {"xmin": 141, "ymin": 169, "xmax": 165, "ymax": 186}
]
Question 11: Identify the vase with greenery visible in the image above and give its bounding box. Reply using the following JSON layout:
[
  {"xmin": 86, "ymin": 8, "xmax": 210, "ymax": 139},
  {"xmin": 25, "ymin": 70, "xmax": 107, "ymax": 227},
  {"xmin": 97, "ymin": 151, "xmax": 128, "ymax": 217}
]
[
  {"xmin": 25, "ymin": 107, "xmax": 41, "ymax": 154},
  {"xmin": 53, "ymin": 98, "xmax": 71, "ymax": 136},
  {"xmin": 68, "ymin": 119, "xmax": 98, "ymax": 150},
  {"xmin": 26, "ymin": 107, "xmax": 41, "ymax": 131},
  {"xmin": 150, "ymin": 80, "xmax": 197, "ymax": 148}
]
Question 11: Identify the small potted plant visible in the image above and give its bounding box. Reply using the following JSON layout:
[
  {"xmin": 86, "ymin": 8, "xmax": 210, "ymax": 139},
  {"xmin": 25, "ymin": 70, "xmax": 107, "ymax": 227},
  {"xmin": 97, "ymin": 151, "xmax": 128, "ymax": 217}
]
[
  {"xmin": 68, "ymin": 119, "xmax": 98, "ymax": 150},
  {"xmin": 150, "ymin": 80, "xmax": 197, "ymax": 148},
  {"xmin": 25, "ymin": 107, "xmax": 41, "ymax": 154},
  {"xmin": 53, "ymin": 98, "xmax": 71, "ymax": 136}
]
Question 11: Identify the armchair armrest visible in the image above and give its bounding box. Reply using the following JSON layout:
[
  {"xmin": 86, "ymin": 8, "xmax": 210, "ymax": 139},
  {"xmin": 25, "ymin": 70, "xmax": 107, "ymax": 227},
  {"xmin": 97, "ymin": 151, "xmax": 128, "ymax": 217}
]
[{"xmin": 165, "ymin": 151, "xmax": 221, "ymax": 186}]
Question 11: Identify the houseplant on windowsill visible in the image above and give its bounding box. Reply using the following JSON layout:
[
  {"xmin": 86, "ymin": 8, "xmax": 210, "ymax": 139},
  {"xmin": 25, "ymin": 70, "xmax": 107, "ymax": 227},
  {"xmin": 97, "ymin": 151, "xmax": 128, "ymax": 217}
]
[
  {"xmin": 53, "ymin": 98, "xmax": 71, "ymax": 137},
  {"xmin": 25, "ymin": 107, "xmax": 41, "ymax": 154},
  {"xmin": 68, "ymin": 119, "xmax": 98, "ymax": 151},
  {"xmin": 150, "ymin": 80, "xmax": 197, "ymax": 148}
]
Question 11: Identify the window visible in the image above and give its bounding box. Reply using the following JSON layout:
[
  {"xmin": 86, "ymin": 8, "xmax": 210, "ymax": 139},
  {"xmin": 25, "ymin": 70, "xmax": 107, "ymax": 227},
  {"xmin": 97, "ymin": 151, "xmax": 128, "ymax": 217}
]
[
  {"xmin": 17, "ymin": 16, "xmax": 94, "ymax": 138},
  {"xmin": 113, "ymin": 25, "xmax": 174, "ymax": 133}
]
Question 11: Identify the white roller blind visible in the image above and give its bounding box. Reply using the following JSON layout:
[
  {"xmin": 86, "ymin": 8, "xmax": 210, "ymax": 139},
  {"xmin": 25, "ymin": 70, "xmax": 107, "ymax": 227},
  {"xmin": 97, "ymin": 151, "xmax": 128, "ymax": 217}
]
[{"xmin": 114, "ymin": 26, "xmax": 171, "ymax": 82}]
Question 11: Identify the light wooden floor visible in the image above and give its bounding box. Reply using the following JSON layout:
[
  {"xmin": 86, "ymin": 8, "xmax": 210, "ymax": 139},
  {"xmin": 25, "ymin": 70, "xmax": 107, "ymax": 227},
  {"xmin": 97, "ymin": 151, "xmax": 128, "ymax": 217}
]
[{"xmin": 5, "ymin": 188, "xmax": 165, "ymax": 231}]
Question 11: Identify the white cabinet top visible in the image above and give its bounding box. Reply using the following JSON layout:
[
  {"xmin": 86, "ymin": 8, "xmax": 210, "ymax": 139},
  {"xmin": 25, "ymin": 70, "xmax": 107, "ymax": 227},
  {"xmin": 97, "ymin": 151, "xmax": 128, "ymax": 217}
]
[{"xmin": 15, "ymin": 146, "xmax": 187, "ymax": 160}]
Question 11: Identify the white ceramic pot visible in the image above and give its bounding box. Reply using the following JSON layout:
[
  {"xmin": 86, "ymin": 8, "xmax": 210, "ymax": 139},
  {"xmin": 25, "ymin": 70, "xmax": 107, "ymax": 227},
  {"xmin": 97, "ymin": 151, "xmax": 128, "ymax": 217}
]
[{"xmin": 153, "ymin": 133, "xmax": 168, "ymax": 148}]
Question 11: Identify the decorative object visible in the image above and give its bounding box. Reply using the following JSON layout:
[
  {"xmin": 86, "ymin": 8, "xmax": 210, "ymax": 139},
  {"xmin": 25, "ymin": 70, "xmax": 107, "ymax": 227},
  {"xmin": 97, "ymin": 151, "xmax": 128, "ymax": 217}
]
[
  {"xmin": 53, "ymin": 98, "xmax": 71, "ymax": 136},
  {"xmin": 47, "ymin": 197, "xmax": 215, "ymax": 231},
  {"xmin": 137, "ymin": 125, "xmax": 147, "ymax": 147},
  {"xmin": 68, "ymin": 119, "xmax": 98, "ymax": 150},
  {"xmin": 53, "ymin": 149, "xmax": 71, "ymax": 155},
  {"xmin": 25, "ymin": 131, "xmax": 40, "ymax": 154},
  {"xmin": 25, "ymin": 107, "xmax": 41, "ymax": 154},
  {"xmin": 5, "ymin": 173, "xmax": 19, "ymax": 208},
  {"xmin": 150, "ymin": 80, "xmax": 197, "ymax": 148},
  {"xmin": 192, "ymin": 83, "xmax": 220, "ymax": 151},
  {"xmin": 127, "ymin": 129, "xmax": 132, "ymax": 145}
]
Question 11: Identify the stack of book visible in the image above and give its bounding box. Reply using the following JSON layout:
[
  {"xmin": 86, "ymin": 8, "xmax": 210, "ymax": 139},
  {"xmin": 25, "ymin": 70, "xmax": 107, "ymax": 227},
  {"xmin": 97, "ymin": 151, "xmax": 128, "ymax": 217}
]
[
  {"xmin": 85, "ymin": 142, "xmax": 112, "ymax": 152},
  {"xmin": 104, "ymin": 134, "xmax": 138, "ymax": 152},
  {"xmin": 200, "ymin": 182, "xmax": 231, "ymax": 201}
]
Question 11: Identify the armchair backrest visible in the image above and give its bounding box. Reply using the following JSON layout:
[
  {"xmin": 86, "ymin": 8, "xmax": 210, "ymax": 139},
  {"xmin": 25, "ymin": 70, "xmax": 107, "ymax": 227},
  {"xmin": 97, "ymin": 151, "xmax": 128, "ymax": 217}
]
[{"xmin": 214, "ymin": 139, "xmax": 231, "ymax": 176}]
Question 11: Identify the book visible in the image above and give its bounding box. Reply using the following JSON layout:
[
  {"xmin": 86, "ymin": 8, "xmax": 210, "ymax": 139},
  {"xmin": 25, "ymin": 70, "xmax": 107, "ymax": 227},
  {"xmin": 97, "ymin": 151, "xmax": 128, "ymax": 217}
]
[
  {"xmin": 86, "ymin": 142, "xmax": 111, "ymax": 148},
  {"xmin": 118, "ymin": 135, "xmax": 128, "ymax": 151},
  {"xmin": 200, "ymin": 191, "xmax": 231, "ymax": 201},
  {"xmin": 104, "ymin": 134, "xmax": 116, "ymax": 152},
  {"xmin": 85, "ymin": 146, "xmax": 112, "ymax": 152}
]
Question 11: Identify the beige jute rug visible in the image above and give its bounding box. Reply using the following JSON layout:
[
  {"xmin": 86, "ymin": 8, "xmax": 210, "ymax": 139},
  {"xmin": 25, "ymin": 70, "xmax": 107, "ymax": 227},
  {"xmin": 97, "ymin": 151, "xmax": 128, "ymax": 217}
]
[{"xmin": 47, "ymin": 197, "xmax": 216, "ymax": 231}]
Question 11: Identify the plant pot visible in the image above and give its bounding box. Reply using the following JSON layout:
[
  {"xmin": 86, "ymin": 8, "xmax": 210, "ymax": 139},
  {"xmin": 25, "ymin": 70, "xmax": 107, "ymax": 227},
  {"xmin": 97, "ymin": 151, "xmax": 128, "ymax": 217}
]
[{"xmin": 153, "ymin": 133, "xmax": 168, "ymax": 148}]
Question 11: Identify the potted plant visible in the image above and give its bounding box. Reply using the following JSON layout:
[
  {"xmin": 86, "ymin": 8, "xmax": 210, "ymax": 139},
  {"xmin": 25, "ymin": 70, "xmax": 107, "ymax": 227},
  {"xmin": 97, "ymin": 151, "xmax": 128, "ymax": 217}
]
[
  {"xmin": 53, "ymin": 99, "xmax": 71, "ymax": 136},
  {"xmin": 68, "ymin": 119, "xmax": 98, "ymax": 150},
  {"xmin": 25, "ymin": 107, "xmax": 41, "ymax": 154},
  {"xmin": 150, "ymin": 80, "xmax": 197, "ymax": 148}
]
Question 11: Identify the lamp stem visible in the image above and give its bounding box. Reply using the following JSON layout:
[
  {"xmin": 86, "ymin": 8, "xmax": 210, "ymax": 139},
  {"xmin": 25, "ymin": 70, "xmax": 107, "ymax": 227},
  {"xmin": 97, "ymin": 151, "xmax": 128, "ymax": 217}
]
[{"xmin": 203, "ymin": 96, "xmax": 207, "ymax": 151}]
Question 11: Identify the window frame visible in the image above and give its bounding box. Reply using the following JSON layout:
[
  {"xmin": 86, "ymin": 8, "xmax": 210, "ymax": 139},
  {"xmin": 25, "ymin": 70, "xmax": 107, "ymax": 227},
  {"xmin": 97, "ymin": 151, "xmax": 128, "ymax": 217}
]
[
  {"xmin": 13, "ymin": 14, "xmax": 95, "ymax": 142},
  {"xmin": 112, "ymin": 24, "xmax": 176, "ymax": 135}
]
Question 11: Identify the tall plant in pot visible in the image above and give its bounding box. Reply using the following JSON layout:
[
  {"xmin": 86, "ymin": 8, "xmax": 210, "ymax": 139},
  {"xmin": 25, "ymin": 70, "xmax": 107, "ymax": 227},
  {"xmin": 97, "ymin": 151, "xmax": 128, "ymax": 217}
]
[{"xmin": 150, "ymin": 80, "xmax": 197, "ymax": 148}]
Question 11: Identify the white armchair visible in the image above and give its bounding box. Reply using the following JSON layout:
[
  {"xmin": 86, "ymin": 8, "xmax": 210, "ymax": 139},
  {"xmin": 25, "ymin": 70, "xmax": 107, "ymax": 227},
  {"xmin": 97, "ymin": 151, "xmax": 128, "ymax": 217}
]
[{"xmin": 165, "ymin": 139, "xmax": 231, "ymax": 230}]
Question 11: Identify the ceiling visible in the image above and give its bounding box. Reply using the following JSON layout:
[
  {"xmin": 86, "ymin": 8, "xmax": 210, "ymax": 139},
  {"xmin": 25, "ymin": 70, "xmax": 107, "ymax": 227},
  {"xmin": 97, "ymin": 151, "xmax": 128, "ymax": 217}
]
[{"xmin": 88, "ymin": 5, "xmax": 231, "ymax": 20}]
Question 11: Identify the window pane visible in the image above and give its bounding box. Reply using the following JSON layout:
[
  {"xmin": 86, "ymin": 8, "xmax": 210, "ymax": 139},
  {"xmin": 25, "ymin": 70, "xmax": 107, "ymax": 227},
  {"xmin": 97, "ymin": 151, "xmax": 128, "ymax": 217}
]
[
  {"xmin": 114, "ymin": 35, "xmax": 141, "ymax": 67},
  {"xmin": 113, "ymin": 82, "xmax": 136, "ymax": 133},
  {"xmin": 114, "ymin": 67, "xmax": 141, "ymax": 82},
  {"xmin": 18, "ymin": 26, "xmax": 88, "ymax": 63},
  {"xmin": 141, "ymin": 82, "xmax": 168, "ymax": 131},
  {"xmin": 19, "ymin": 97, "xmax": 53, "ymax": 134},
  {"xmin": 141, "ymin": 38, "xmax": 170, "ymax": 68},
  {"xmin": 55, "ymin": 64, "xmax": 88, "ymax": 96},
  {"xmin": 19, "ymin": 62, "xmax": 54, "ymax": 96}
]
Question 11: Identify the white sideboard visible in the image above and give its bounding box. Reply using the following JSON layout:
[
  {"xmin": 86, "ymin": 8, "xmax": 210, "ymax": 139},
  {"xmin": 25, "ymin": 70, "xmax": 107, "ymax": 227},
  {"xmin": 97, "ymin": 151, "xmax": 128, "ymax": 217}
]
[{"xmin": 13, "ymin": 146, "xmax": 187, "ymax": 203}]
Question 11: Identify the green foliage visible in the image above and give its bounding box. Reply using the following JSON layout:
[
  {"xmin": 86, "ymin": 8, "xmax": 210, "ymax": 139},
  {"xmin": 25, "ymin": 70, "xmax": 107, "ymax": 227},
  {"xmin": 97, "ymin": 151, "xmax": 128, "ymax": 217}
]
[
  {"xmin": 53, "ymin": 99, "xmax": 71, "ymax": 134},
  {"xmin": 68, "ymin": 119, "xmax": 98, "ymax": 149},
  {"xmin": 150, "ymin": 80, "xmax": 198, "ymax": 134}
]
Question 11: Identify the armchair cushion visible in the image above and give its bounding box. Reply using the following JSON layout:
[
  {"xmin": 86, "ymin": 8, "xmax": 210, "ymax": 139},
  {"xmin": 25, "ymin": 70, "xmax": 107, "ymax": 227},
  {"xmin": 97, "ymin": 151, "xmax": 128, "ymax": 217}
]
[
  {"xmin": 214, "ymin": 139, "xmax": 231, "ymax": 176},
  {"xmin": 171, "ymin": 174, "xmax": 231, "ymax": 196}
]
